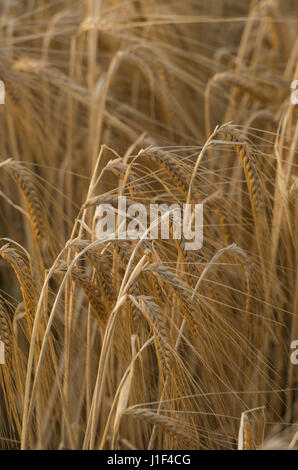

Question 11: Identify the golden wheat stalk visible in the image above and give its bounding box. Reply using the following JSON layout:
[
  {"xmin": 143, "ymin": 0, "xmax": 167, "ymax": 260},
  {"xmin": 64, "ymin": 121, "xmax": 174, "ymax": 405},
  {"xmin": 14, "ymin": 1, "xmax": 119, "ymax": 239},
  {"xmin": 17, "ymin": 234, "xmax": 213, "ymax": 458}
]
[
  {"xmin": 71, "ymin": 240, "xmax": 116, "ymax": 306},
  {"xmin": 125, "ymin": 407, "xmax": 195, "ymax": 448},
  {"xmin": 60, "ymin": 265, "xmax": 108, "ymax": 327},
  {"xmin": 0, "ymin": 246, "xmax": 37, "ymax": 318},
  {"xmin": 139, "ymin": 149, "xmax": 191, "ymax": 198},
  {"xmin": 146, "ymin": 264, "xmax": 199, "ymax": 338},
  {"xmin": 0, "ymin": 298, "xmax": 11, "ymax": 362},
  {"xmin": 216, "ymin": 125, "xmax": 264, "ymax": 214},
  {"xmin": 5, "ymin": 161, "xmax": 46, "ymax": 242},
  {"xmin": 130, "ymin": 295, "xmax": 171, "ymax": 376}
]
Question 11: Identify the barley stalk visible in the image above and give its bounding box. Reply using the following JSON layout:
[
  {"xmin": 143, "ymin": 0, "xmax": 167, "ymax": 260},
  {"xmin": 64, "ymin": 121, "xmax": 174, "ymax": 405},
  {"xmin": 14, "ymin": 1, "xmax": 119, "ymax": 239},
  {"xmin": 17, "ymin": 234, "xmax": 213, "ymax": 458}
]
[
  {"xmin": 5, "ymin": 162, "xmax": 46, "ymax": 242},
  {"xmin": 0, "ymin": 247, "xmax": 37, "ymax": 318}
]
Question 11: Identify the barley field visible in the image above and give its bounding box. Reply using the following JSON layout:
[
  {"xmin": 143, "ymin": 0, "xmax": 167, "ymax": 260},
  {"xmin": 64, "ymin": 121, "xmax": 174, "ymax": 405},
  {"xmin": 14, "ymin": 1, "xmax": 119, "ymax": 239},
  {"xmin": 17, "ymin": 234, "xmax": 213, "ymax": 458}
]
[{"xmin": 0, "ymin": 0, "xmax": 297, "ymax": 450}]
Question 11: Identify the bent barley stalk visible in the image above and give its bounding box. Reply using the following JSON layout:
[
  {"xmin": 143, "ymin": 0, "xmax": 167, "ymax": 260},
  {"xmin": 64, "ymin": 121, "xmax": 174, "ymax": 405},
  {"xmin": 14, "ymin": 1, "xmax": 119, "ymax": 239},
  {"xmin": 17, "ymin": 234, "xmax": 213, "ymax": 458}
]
[
  {"xmin": 131, "ymin": 295, "xmax": 171, "ymax": 377},
  {"xmin": 216, "ymin": 125, "xmax": 264, "ymax": 214},
  {"xmin": 5, "ymin": 162, "xmax": 46, "ymax": 243},
  {"xmin": 125, "ymin": 407, "xmax": 197, "ymax": 448},
  {"xmin": 0, "ymin": 247, "xmax": 37, "ymax": 318},
  {"xmin": 0, "ymin": 298, "xmax": 11, "ymax": 361}
]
